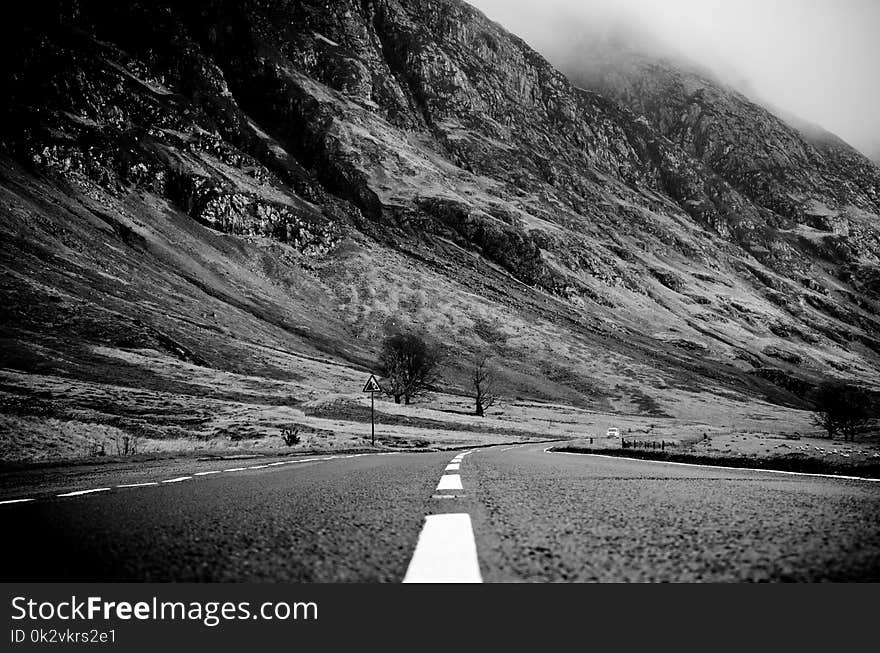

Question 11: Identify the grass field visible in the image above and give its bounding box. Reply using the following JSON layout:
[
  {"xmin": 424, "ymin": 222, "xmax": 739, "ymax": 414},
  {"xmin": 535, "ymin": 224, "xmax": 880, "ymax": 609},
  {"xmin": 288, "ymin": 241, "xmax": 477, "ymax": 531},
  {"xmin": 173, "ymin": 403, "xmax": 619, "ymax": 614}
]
[{"xmin": 6, "ymin": 347, "xmax": 875, "ymax": 474}]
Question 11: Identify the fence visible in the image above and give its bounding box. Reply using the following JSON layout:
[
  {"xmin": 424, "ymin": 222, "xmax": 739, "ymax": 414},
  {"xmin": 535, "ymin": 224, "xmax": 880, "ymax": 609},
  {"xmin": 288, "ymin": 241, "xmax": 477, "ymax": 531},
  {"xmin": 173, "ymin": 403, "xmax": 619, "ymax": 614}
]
[{"xmin": 621, "ymin": 439, "xmax": 675, "ymax": 451}]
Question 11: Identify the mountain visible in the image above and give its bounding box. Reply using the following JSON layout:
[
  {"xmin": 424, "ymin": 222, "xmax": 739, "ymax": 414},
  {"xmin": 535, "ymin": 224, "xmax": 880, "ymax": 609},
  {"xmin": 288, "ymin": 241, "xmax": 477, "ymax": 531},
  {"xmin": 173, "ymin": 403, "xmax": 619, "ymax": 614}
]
[
  {"xmin": 865, "ymin": 144, "xmax": 880, "ymax": 167},
  {"xmin": 1, "ymin": 0, "xmax": 879, "ymax": 461}
]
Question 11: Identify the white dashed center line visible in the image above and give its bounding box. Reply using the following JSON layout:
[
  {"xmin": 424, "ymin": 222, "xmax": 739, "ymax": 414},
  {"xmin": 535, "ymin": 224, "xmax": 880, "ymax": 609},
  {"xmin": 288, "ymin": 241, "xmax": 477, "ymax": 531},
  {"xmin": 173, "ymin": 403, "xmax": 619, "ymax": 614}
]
[
  {"xmin": 0, "ymin": 498, "xmax": 34, "ymax": 506},
  {"xmin": 403, "ymin": 514, "xmax": 482, "ymax": 583},
  {"xmin": 224, "ymin": 467, "xmax": 248, "ymax": 472},
  {"xmin": 117, "ymin": 482, "xmax": 159, "ymax": 488},
  {"xmin": 162, "ymin": 476, "xmax": 192, "ymax": 484},
  {"xmin": 193, "ymin": 471, "xmax": 222, "ymax": 476},
  {"xmin": 58, "ymin": 488, "xmax": 110, "ymax": 497},
  {"xmin": 436, "ymin": 474, "xmax": 463, "ymax": 491},
  {"xmin": 445, "ymin": 463, "xmax": 460, "ymax": 471}
]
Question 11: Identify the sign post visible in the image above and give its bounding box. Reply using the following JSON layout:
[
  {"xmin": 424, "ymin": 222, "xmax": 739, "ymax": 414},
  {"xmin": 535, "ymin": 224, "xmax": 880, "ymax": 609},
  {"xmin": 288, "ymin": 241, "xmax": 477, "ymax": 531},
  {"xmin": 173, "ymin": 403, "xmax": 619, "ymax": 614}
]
[{"xmin": 362, "ymin": 374, "xmax": 381, "ymax": 447}]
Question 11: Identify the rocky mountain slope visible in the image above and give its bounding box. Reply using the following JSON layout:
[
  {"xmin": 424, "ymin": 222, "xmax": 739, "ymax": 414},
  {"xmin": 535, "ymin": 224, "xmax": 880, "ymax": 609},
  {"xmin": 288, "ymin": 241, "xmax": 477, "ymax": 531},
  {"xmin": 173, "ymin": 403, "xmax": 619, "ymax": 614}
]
[
  {"xmin": 1, "ymin": 0, "xmax": 879, "ymax": 460},
  {"xmin": 558, "ymin": 42, "xmax": 880, "ymax": 305}
]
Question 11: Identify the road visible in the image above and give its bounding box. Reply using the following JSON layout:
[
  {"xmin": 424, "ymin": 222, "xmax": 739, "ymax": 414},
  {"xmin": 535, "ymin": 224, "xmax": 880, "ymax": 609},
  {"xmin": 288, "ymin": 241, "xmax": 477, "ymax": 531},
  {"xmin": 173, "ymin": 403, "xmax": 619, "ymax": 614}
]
[{"xmin": 2, "ymin": 444, "xmax": 879, "ymax": 582}]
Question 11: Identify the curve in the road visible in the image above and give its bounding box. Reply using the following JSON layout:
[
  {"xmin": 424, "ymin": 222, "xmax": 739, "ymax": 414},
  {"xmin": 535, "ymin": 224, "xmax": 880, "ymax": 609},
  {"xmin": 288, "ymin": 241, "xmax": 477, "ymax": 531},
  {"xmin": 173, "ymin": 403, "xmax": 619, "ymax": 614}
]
[{"xmin": 546, "ymin": 448, "xmax": 880, "ymax": 483}]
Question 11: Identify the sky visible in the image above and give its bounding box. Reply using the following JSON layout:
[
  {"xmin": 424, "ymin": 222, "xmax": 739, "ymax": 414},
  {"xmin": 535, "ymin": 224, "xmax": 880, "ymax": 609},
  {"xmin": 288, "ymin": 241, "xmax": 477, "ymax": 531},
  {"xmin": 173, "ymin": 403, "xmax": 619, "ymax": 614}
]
[{"xmin": 467, "ymin": 0, "xmax": 880, "ymax": 160}]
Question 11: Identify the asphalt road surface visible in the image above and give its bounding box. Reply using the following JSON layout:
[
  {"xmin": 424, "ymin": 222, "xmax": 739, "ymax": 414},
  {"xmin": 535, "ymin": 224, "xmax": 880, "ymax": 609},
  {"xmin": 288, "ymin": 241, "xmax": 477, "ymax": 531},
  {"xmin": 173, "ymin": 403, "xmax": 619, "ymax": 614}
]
[{"xmin": 2, "ymin": 444, "xmax": 879, "ymax": 582}]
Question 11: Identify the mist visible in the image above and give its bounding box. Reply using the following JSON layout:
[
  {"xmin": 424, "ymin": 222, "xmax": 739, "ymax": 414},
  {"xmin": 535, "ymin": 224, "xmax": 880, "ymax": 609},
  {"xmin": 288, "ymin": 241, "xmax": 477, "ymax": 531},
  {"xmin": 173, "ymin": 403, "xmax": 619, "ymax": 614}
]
[{"xmin": 467, "ymin": 0, "xmax": 880, "ymax": 161}]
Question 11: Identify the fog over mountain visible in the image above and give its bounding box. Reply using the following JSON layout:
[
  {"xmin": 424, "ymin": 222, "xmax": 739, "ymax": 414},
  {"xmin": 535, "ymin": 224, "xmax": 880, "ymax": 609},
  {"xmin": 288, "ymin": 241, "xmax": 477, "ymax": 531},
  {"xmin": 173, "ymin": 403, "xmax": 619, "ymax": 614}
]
[{"xmin": 467, "ymin": 0, "xmax": 880, "ymax": 160}]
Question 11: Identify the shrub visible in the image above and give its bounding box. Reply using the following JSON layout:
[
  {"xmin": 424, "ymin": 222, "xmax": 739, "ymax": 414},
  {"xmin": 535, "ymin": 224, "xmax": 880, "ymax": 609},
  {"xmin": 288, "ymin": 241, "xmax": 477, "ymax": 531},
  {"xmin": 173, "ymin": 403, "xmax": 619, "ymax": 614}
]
[
  {"xmin": 114, "ymin": 435, "xmax": 139, "ymax": 456},
  {"xmin": 281, "ymin": 427, "xmax": 301, "ymax": 447}
]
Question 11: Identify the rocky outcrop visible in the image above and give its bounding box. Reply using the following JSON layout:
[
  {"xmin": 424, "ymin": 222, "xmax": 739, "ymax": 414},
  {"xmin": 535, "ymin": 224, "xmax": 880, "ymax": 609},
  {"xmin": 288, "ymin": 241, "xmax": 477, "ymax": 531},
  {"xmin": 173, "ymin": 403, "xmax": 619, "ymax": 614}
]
[{"xmin": 562, "ymin": 49, "xmax": 880, "ymax": 269}]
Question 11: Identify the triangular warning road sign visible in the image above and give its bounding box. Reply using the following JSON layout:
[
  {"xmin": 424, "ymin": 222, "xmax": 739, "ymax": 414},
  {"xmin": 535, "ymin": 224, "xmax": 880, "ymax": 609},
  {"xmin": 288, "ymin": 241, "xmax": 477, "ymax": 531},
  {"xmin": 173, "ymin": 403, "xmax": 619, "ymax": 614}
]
[{"xmin": 362, "ymin": 374, "xmax": 381, "ymax": 393}]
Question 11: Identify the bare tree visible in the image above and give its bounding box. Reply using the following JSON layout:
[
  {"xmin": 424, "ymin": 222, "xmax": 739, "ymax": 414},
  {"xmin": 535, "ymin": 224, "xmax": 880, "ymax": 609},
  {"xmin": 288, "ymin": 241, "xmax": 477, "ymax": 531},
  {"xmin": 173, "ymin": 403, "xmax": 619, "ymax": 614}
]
[
  {"xmin": 378, "ymin": 332, "xmax": 442, "ymax": 404},
  {"xmin": 113, "ymin": 435, "xmax": 139, "ymax": 456},
  {"xmin": 472, "ymin": 354, "xmax": 497, "ymax": 417}
]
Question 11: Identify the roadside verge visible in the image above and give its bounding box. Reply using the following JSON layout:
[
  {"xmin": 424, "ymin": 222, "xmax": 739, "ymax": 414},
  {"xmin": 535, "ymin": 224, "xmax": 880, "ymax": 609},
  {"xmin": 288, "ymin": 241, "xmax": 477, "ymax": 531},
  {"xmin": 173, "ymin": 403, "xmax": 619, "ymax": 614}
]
[{"xmin": 550, "ymin": 446, "xmax": 880, "ymax": 480}]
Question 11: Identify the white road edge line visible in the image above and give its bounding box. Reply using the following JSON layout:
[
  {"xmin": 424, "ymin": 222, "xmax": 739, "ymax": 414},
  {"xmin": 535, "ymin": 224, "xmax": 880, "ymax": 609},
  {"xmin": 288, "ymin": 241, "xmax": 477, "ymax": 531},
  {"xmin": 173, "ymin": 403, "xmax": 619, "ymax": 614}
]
[
  {"xmin": 436, "ymin": 474, "xmax": 463, "ymax": 491},
  {"xmin": 5, "ymin": 452, "xmax": 399, "ymax": 507},
  {"xmin": 57, "ymin": 488, "xmax": 110, "ymax": 497},
  {"xmin": 403, "ymin": 513, "xmax": 482, "ymax": 583},
  {"xmin": 544, "ymin": 448, "xmax": 880, "ymax": 483},
  {"xmin": 0, "ymin": 498, "xmax": 34, "ymax": 506}
]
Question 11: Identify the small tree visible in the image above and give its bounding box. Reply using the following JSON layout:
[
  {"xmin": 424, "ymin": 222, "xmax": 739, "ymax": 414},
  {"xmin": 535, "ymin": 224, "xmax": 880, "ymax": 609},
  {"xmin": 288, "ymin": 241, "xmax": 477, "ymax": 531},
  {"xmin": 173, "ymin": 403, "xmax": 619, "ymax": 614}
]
[
  {"xmin": 378, "ymin": 332, "xmax": 442, "ymax": 404},
  {"xmin": 811, "ymin": 382, "xmax": 872, "ymax": 441},
  {"xmin": 471, "ymin": 354, "xmax": 497, "ymax": 417},
  {"xmin": 281, "ymin": 427, "xmax": 301, "ymax": 447}
]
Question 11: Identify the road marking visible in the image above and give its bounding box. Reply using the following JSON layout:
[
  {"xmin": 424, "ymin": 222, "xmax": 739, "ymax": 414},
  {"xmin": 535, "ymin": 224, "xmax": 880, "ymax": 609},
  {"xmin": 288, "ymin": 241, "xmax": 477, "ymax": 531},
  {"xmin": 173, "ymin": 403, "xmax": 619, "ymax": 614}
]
[
  {"xmin": 436, "ymin": 474, "xmax": 463, "ymax": 491},
  {"xmin": 0, "ymin": 451, "xmax": 412, "ymax": 508},
  {"xmin": 445, "ymin": 463, "xmax": 460, "ymax": 471},
  {"xmin": 57, "ymin": 488, "xmax": 110, "ymax": 497},
  {"xmin": 545, "ymin": 449, "xmax": 880, "ymax": 483},
  {"xmin": 403, "ymin": 514, "xmax": 482, "ymax": 583},
  {"xmin": 431, "ymin": 494, "xmax": 465, "ymax": 499}
]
